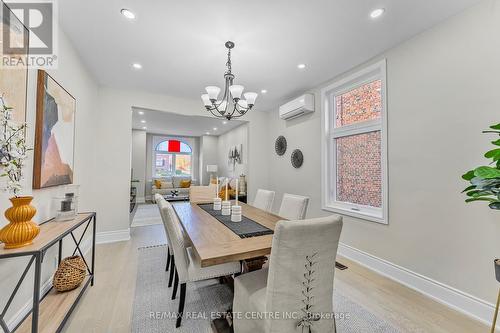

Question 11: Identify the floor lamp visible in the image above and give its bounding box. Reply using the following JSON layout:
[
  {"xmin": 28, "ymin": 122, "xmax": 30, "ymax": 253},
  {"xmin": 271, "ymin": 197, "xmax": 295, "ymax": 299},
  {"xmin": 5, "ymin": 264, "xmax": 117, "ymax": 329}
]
[{"xmin": 207, "ymin": 165, "xmax": 218, "ymax": 185}]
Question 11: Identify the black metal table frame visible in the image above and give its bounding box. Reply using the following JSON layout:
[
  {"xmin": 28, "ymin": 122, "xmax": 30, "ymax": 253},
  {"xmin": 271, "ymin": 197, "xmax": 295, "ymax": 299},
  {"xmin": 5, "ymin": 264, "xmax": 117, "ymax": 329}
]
[{"xmin": 0, "ymin": 212, "xmax": 96, "ymax": 333}]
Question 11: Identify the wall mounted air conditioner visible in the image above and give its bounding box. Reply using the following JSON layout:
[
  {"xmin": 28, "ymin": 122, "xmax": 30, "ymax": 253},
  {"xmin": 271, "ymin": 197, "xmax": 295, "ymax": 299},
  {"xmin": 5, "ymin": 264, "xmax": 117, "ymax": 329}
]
[{"xmin": 279, "ymin": 94, "xmax": 314, "ymax": 120}]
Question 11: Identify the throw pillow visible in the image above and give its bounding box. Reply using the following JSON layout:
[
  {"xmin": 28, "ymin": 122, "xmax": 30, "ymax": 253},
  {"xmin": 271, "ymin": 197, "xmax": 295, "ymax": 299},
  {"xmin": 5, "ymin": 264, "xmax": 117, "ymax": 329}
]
[
  {"xmin": 154, "ymin": 179, "xmax": 162, "ymax": 189},
  {"xmin": 179, "ymin": 180, "xmax": 191, "ymax": 188}
]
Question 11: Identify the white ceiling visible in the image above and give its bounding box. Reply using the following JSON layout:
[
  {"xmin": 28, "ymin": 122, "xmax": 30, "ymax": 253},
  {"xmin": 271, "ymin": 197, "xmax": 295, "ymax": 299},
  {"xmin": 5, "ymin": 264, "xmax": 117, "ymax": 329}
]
[
  {"xmin": 132, "ymin": 107, "xmax": 246, "ymax": 137},
  {"xmin": 60, "ymin": 0, "xmax": 481, "ymax": 112}
]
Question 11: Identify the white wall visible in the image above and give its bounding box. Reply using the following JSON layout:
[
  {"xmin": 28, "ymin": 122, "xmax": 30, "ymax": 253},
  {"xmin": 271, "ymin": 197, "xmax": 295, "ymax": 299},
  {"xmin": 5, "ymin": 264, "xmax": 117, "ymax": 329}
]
[
  {"xmin": 97, "ymin": 87, "xmax": 269, "ymax": 204},
  {"xmin": 0, "ymin": 30, "xmax": 100, "ymax": 328},
  {"xmin": 265, "ymin": 0, "xmax": 500, "ymax": 313},
  {"xmin": 199, "ymin": 135, "xmax": 219, "ymax": 185},
  {"xmin": 131, "ymin": 130, "xmax": 147, "ymax": 202},
  {"xmin": 217, "ymin": 123, "xmax": 249, "ymax": 179}
]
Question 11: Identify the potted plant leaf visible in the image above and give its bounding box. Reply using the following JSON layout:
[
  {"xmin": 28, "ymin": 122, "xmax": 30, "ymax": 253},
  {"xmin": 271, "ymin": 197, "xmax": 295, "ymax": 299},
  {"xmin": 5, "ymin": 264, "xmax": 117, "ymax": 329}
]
[{"xmin": 462, "ymin": 123, "xmax": 500, "ymax": 332}]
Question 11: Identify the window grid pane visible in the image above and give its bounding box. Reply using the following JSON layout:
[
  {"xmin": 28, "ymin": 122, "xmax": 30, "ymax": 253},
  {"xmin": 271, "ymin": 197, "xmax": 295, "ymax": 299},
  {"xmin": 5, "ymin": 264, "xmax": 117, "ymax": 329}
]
[
  {"xmin": 155, "ymin": 153, "xmax": 174, "ymax": 177},
  {"xmin": 335, "ymin": 131, "xmax": 382, "ymax": 208},
  {"xmin": 335, "ymin": 80, "xmax": 382, "ymax": 127},
  {"xmin": 175, "ymin": 154, "xmax": 191, "ymax": 176}
]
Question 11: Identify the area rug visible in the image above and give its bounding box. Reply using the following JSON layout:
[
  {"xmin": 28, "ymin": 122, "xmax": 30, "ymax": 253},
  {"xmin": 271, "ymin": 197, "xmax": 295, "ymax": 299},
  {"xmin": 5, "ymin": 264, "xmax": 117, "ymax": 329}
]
[
  {"xmin": 131, "ymin": 204, "xmax": 163, "ymax": 227},
  {"xmin": 132, "ymin": 245, "xmax": 401, "ymax": 333}
]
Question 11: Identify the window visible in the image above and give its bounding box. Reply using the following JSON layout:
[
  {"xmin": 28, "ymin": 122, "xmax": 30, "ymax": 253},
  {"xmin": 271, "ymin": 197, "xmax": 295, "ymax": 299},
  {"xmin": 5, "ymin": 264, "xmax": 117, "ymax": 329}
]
[
  {"xmin": 321, "ymin": 60, "xmax": 387, "ymax": 224},
  {"xmin": 154, "ymin": 140, "xmax": 192, "ymax": 177}
]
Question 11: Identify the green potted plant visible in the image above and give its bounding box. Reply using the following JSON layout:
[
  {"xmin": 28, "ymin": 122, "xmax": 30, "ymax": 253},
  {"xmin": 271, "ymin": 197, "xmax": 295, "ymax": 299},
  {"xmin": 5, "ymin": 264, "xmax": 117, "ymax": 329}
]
[{"xmin": 461, "ymin": 123, "xmax": 500, "ymax": 332}]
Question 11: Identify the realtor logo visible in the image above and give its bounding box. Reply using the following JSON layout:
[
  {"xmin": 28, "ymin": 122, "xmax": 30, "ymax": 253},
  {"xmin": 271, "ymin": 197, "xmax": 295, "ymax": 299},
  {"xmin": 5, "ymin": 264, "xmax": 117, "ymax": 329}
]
[{"xmin": 1, "ymin": 0, "xmax": 58, "ymax": 68}]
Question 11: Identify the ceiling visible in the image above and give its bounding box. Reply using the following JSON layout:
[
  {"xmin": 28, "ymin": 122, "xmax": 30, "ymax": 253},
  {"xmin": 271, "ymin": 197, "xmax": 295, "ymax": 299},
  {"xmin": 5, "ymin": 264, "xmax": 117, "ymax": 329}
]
[
  {"xmin": 60, "ymin": 0, "xmax": 481, "ymax": 112},
  {"xmin": 132, "ymin": 107, "xmax": 246, "ymax": 137}
]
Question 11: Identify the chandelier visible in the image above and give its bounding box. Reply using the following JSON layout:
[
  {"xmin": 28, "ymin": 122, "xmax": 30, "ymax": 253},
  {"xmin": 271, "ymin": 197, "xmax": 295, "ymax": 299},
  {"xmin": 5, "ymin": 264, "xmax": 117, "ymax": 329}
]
[{"xmin": 201, "ymin": 41, "xmax": 257, "ymax": 120}]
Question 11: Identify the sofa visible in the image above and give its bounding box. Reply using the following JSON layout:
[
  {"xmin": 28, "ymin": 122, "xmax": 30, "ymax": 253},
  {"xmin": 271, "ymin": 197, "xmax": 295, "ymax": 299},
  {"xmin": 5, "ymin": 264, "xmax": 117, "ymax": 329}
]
[{"xmin": 151, "ymin": 176, "xmax": 192, "ymax": 202}]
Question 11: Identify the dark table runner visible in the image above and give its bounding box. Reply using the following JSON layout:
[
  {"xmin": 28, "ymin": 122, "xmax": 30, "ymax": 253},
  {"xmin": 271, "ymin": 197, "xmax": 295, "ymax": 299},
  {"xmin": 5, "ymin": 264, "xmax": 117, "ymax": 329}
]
[{"xmin": 198, "ymin": 204, "xmax": 274, "ymax": 239}]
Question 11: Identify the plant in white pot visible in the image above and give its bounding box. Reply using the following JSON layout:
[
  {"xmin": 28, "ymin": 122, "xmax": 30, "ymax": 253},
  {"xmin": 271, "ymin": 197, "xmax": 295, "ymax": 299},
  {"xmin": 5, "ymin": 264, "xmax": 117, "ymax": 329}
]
[
  {"xmin": 0, "ymin": 96, "xmax": 38, "ymax": 249},
  {"xmin": 461, "ymin": 123, "xmax": 500, "ymax": 332}
]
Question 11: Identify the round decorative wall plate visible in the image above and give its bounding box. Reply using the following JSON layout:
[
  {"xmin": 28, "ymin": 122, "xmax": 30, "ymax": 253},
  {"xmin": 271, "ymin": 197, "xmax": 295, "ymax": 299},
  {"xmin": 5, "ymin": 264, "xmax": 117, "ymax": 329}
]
[
  {"xmin": 291, "ymin": 149, "xmax": 304, "ymax": 168},
  {"xmin": 275, "ymin": 136, "xmax": 287, "ymax": 156}
]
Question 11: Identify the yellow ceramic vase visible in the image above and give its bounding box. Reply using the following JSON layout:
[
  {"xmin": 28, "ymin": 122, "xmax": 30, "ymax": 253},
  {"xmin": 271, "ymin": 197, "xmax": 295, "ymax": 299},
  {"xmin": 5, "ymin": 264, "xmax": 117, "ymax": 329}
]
[{"xmin": 0, "ymin": 196, "xmax": 39, "ymax": 249}]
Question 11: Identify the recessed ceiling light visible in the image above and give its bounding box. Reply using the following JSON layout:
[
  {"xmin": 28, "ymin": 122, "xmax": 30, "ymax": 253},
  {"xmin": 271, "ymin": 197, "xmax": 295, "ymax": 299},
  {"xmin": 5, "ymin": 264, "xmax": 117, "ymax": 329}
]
[
  {"xmin": 205, "ymin": 132, "xmax": 210, "ymax": 135},
  {"xmin": 140, "ymin": 120, "xmax": 146, "ymax": 123},
  {"xmin": 261, "ymin": 89, "xmax": 267, "ymax": 94},
  {"xmin": 142, "ymin": 127, "xmax": 147, "ymax": 130},
  {"xmin": 222, "ymin": 121, "xmax": 227, "ymax": 125},
  {"xmin": 370, "ymin": 8, "xmax": 385, "ymax": 19},
  {"xmin": 132, "ymin": 63, "xmax": 142, "ymax": 69},
  {"xmin": 213, "ymin": 127, "xmax": 218, "ymax": 131},
  {"xmin": 121, "ymin": 9, "xmax": 136, "ymax": 19},
  {"xmin": 297, "ymin": 64, "xmax": 306, "ymax": 69},
  {"xmin": 138, "ymin": 111, "xmax": 144, "ymax": 115}
]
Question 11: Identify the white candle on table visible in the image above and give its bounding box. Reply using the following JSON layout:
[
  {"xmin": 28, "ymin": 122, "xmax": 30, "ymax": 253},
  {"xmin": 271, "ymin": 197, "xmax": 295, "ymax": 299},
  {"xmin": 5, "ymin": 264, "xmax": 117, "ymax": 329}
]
[
  {"xmin": 225, "ymin": 181, "xmax": 228, "ymax": 201},
  {"xmin": 235, "ymin": 179, "xmax": 239, "ymax": 203},
  {"xmin": 216, "ymin": 176, "xmax": 219, "ymax": 198}
]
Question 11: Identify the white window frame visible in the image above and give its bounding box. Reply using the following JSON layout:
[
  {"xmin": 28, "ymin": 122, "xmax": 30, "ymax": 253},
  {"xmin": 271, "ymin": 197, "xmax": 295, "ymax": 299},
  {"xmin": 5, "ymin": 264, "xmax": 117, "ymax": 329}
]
[
  {"xmin": 153, "ymin": 141, "xmax": 193, "ymax": 178},
  {"xmin": 321, "ymin": 59, "xmax": 388, "ymax": 224}
]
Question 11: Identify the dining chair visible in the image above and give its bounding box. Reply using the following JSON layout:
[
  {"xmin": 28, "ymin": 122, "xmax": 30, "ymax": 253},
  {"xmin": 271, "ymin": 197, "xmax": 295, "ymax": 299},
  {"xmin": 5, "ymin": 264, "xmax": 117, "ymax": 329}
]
[
  {"xmin": 278, "ymin": 193, "xmax": 309, "ymax": 220},
  {"xmin": 189, "ymin": 184, "xmax": 217, "ymax": 203},
  {"xmin": 233, "ymin": 215, "xmax": 343, "ymax": 333},
  {"xmin": 155, "ymin": 194, "xmax": 176, "ymax": 287},
  {"xmin": 161, "ymin": 200, "xmax": 241, "ymax": 328},
  {"xmin": 253, "ymin": 189, "xmax": 276, "ymax": 212}
]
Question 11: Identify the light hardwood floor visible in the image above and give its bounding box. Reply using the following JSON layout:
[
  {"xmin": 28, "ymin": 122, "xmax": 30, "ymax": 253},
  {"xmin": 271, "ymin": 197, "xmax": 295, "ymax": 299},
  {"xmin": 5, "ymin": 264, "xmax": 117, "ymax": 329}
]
[{"xmin": 63, "ymin": 224, "xmax": 488, "ymax": 333}]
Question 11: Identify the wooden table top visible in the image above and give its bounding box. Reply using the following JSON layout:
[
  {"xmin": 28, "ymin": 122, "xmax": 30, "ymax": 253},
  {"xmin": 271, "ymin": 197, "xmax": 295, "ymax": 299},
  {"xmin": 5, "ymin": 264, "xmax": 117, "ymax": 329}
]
[
  {"xmin": 0, "ymin": 212, "xmax": 95, "ymax": 258},
  {"xmin": 172, "ymin": 201, "xmax": 285, "ymax": 267}
]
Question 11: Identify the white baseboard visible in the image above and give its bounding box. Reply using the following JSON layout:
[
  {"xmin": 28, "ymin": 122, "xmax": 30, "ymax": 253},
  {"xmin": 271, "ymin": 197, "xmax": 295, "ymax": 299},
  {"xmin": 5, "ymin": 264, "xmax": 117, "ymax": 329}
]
[
  {"xmin": 96, "ymin": 228, "xmax": 130, "ymax": 244},
  {"xmin": 6, "ymin": 237, "xmax": 93, "ymax": 330},
  {"xmin": 338, "ymin": 242, "xmax": 498, "ymax": 329},
  {"xmin": 136, "ymin": 197, "xmax": 145, "ymax": 204}
]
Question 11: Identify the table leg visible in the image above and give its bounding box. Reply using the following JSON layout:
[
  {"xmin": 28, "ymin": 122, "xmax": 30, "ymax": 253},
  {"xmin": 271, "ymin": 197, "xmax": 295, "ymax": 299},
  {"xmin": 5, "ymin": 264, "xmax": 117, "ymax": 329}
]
[
  {"xmin": 91, "ymin": 215, "xmax": 96, "ymax": 286},
  {"xmin": 32, "ymin": 253, "xmax": 41, "ymax": 333}
]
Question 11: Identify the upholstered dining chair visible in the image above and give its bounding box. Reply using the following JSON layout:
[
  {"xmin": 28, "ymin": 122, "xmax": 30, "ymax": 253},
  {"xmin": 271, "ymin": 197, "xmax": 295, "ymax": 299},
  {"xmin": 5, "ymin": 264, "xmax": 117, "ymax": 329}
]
[
  {"xmin": 278, "ymin": 193, "xmax": 309, "ymax": 220},
  {"xmin": 233, "ymin": 215, "xmax": 343, "ymax": 333},
  {"xmin": 253, "ymin": 189, "xmax": 276, "ymax": 212},
  {"xmin": 189, "ymin": 184, "xmax": 217, "ymax": 203},
  {"xmin": 161, "ymin": 200, "xmax": 241, "ymax": 328},
  {"xmin": 155, "ymin": 194, "xmax": 175, "ymax": 288}
]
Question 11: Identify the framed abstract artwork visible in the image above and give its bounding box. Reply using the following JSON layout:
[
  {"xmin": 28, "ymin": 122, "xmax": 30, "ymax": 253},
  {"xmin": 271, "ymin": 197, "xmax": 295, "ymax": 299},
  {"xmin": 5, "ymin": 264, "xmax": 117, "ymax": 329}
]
[
  {"xmin": 33, "ymin": 70, "xmax": 76, "ymax": 189},
  {"xmin": 0, "ymin": 1, "xmax": 29, "ymax": 123}
]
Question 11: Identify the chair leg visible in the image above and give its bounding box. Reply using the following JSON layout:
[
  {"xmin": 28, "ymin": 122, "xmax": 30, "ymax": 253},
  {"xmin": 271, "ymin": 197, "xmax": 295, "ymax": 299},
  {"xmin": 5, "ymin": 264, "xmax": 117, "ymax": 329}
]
[
  {"xmin": 171, "ymin": 269, "xmax": 179, "ymax": 300},
  {"xmin": 166, "ymin": 248, "xmax": 171, "ymax": 272},
  {"xmin": 168, "ymin": 256, "xmax": 175, "ymax": 287},
  {"xmin": 176, "ymin": 283, "xmax": 187, "ymax": 328}
]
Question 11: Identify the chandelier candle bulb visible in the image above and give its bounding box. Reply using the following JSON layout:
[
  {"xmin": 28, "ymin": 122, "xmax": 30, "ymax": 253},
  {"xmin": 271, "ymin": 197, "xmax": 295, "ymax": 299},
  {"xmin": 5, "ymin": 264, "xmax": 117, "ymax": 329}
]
[
  {"xmin": 205, "ymin": 86, "xmax": 221, "ymax": 100},
  {"xmin": 229, "ymin": 85, "xmax": 244, "ymax": 100},
  {"xmin": 244, "ymin": 92, "xmax": 258, "ymax": 106},
  {"xmin": 201, "ymin": 94, "xmax": 211, "ymax": 106},
  {"xmin": 221, "ymin": 200, "xmax": 231, "ymax": 216}
]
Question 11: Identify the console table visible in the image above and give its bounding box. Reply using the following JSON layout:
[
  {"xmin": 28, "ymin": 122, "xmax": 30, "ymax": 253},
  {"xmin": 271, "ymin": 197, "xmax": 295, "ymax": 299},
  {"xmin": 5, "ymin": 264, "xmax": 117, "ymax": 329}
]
[{"xmin": 0, "ymin": 212, "xmax": 96, "ymax": 333}]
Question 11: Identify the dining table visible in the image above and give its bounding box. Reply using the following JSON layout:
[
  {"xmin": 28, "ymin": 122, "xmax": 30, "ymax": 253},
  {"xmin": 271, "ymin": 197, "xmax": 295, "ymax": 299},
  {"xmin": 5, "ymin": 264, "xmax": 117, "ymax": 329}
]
[{"xmin": 171, "ymin": 200, "xmax": 283, "ymax": 269}]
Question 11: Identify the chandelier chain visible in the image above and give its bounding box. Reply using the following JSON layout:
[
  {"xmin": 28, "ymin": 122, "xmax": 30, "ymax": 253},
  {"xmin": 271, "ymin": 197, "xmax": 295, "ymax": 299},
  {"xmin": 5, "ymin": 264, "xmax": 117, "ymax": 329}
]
[{"xmin": 225, "ymin": 47, "xmax": 232, "ymax": 75}]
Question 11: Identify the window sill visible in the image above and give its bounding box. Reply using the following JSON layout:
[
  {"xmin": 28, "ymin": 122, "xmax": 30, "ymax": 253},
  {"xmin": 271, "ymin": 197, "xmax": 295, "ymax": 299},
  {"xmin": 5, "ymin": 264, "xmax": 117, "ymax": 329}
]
[{"xmin": 322, "ymin": 204, "xmax": 387, "ymax": 225}]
